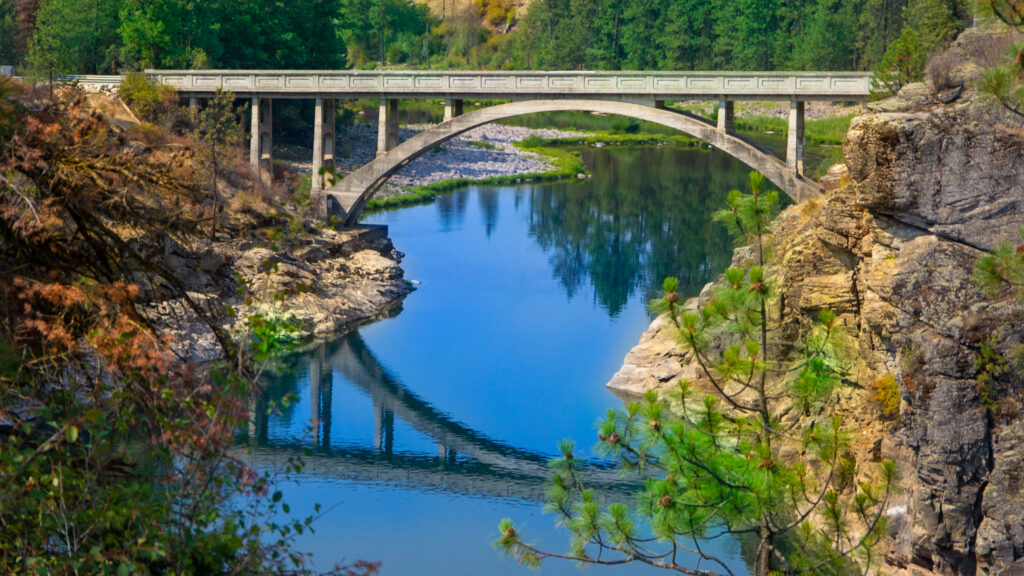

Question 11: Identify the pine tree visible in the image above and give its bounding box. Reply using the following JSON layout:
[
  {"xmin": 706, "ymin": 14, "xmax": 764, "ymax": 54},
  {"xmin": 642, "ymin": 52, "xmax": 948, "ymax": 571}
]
[
  {"xmin": 903, "ymin": 0, "xmax": 963, "ymax": 55},
  {"xmin": 193, "ymin": 89, "xmax": 243, "ymax": 241},
  {"xmin": 26, "ymin": 0, "xmax": 123, "ymax": 75},
  {"xmin": 977, "ymin": 0, "xmax": 1024, "ymax": 118},
  {"xmin": 497, "ymin": 173, "xmax": 896, "ymax": 576},
  {"xmin": 858, "ymin": 0, "xmax": 909, "ymax": 69},
  {"xmin": 0, "ymin": 0, "xmax": 16, "ymax": 65},
  {"xmin": 872, "ymin": 28, "xmax": 928, "ymax": 96},
  {"xmin": 790, "ymin": 0, "xmax": 861, "ymax": 70}
]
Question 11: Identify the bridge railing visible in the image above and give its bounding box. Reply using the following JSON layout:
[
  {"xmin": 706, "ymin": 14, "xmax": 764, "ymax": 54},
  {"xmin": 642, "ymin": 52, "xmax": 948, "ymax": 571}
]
[{"xmin": 143, "ymin": 70, "xmax": 873, "ymax": 101}]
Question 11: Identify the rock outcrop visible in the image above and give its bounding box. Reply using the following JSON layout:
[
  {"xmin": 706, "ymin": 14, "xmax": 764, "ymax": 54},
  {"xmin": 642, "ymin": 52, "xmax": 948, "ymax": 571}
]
[
  {"xmin": 607, "ymin": 34, "xmax": 1024, "ymax": 576},
  {"xmin": 146, "ymin": 225, "xmax": 411, "ymax": 362}
]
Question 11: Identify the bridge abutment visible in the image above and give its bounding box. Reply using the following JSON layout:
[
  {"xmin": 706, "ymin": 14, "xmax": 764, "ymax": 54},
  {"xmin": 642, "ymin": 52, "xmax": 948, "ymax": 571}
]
[
  {"xmin": 787, "ymin": 100, "xmax": 806, "ymax": 176},
  {"xmin": 377, "ymin": 98, "xmax": 399, "ymax": 156}
]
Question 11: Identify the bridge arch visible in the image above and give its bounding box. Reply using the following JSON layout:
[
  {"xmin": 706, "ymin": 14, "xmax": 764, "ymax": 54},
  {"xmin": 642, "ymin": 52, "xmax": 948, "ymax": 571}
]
[{"xmin": 326, "ymin": 99, "xmax": 822, "ymax": 226}]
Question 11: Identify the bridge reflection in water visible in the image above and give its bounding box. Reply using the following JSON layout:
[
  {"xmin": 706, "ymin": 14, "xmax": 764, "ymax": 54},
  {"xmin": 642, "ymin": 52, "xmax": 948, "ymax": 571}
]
[{"xmin": 243, "ymin": 332, "xmax": 639, "ymax": 504}]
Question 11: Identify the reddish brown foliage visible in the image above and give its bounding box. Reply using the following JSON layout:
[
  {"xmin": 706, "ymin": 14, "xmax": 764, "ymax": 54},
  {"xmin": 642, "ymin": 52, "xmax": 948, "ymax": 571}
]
[{"xmin": 0, "ymin": 80, "xmax": 371, "ymax": 576}]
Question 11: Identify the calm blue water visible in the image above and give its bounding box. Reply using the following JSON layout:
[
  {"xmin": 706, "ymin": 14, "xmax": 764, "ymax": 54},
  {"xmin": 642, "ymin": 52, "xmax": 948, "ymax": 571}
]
[{"xmin": 245, "ymin": 146, "xmax": 757, "ymax": 575}]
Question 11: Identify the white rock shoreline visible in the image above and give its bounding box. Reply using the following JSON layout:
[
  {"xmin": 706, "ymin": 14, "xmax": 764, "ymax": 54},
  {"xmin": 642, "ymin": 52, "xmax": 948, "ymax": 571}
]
[{"xmin": 278, "ymin": 123, "xmax": 587, "ymax": 195}]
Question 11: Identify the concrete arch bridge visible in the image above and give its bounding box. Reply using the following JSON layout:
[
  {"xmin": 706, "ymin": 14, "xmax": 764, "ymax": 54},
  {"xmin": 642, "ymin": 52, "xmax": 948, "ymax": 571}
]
[{"xmin": 81, "ymin": 71, "xmax": 873, "ymax": 225}]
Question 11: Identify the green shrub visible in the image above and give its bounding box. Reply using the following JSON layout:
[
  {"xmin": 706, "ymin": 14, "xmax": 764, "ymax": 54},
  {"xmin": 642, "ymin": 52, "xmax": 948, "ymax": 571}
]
[
  {"xmin": 125, "ymin": 121, "xmax": 167, "ymax": 146},
  {"xmin": 610, "ymin": 116, "xmax": 641, "ymax": 134},
  {"xmin": 519, "ymin": 134, "xmax": 546, "ymax": 148},
  {"xmin": 118, "ymin": 72, "xmax": 181, "ymax": 124}
]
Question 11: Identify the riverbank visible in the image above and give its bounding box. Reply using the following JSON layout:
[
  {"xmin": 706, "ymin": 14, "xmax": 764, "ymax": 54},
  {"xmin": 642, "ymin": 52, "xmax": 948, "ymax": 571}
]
[{"xmin": 277, "ymin": 123, "xmax": 588, "ymax": 209}]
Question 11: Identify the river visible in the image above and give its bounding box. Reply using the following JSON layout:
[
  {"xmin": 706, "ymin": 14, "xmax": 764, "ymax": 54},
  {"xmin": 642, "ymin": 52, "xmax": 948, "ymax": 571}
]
[{"xmin": 244, "ymin": 145, "xmax": 760, "ymax": 574}]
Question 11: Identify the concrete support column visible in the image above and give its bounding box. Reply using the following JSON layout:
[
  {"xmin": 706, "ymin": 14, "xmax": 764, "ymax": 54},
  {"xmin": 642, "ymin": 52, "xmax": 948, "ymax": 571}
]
[
  {"xmin": 250, "ymin": 96, "xmax": 260, "ymax": 170},
  {"xmin": 258, "ymin": 98, "xmax": 273, "ymax": 184},
  {"xmin": 377, "ymin": 98, "xmax": 399, "ymax": 156},
  {"xmin": 717, "ymin": 100, "xmax": 735, "ymax": 134},
  {"xmin": 312, "ymin": 97, "xmax": 324, "ymax": 194},
  {"xmin": 443, "ymin": 98, "xmax": 464, "ymax": 122},
  {"xmin": 323, "ymin": 99, "xmax": 335, "ymax": 182},
  {"xmin": 312, "ymin": 98, "xmax": 337, "ymax": 217},
  {"xmin": 787, "ymin": 100, "xmax": 805, "ymax": 176},
  {"xmin": 189, "ymin": 96, "xmax": 198, "ymax": 118}
]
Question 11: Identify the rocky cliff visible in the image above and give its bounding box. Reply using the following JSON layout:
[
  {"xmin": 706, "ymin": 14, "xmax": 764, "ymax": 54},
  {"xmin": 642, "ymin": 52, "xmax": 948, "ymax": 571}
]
[{"xmin": 608, "ymin": 35, "xmax": 1024, "ymax": 576}]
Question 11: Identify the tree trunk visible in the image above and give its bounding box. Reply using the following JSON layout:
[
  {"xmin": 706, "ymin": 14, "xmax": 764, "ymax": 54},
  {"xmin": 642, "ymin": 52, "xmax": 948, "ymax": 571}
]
[
  {"xmin": 757, "ymin": 528, "xmax": 774, "ymax": 576},
  {"xmin": 210, "ymin": 143, "xmax": 218, "ymax": 242}
]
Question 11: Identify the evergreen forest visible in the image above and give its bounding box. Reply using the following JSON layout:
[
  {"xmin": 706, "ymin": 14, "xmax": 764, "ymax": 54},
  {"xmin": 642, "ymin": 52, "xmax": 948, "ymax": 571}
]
[{"xmin": 0, "ymin": 0, "xmax": 977, "ymax": 76}]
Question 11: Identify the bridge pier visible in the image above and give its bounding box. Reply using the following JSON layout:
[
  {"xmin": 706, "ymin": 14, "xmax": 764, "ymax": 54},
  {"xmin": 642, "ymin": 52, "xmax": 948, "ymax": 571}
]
[
  {"xmin": 312, "ymin": 96, "xmax": 336, "ymax": 195},
  {"xmin": 787, "ymin": 100, "xmax": 805, "ymax": 176},
  {"xmin": 443, "ymin": 98, "xmax": 463, "ymax": 122},
  {"xmin": 377, "ymin": 98, "xmax": 399, "ymax": 156},
  {"xmin": 250, "ymin": 97, "xmax": 273, "ymax": 184},
  {"xmin": 189, "ymin": 96, "xmax": 198, "ymax": 118},
  {"xmin": 717, "ymin": 100, "xmax": 735, "ymax": 134}
]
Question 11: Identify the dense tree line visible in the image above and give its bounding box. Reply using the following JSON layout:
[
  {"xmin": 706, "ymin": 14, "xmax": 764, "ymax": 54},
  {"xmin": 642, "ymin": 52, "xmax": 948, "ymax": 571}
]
[
  {"xmin": 1, "ymin": 0, "xmax": 977, "ymax": 74},
  {"xmin": 0, "ymin": 0, "xmax": 443, "ymax": 73},
  {"xmin": 478, "ymin": 0, "xmax": 974, "ymax": 71}
]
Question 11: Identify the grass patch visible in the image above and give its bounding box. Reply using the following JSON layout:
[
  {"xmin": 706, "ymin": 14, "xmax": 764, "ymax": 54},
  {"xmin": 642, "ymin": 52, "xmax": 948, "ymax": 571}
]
[
  {"xmin": 733, "ymin": 115, "xmax": 855, "ymax": 146},
  {"xmin": 363, "ymin": 144, "xmax": 587, "ymax": 214},
  {"xmin": 466, "ymin": 139, "xmax": 498, "ymax": 150},
  {"xmin": 811, "ymin": 146, "xmax": 846, "ymax": 179},
  {"xmin": 518, "ymin": 131, "xmax": 703, "ymax": 149}
]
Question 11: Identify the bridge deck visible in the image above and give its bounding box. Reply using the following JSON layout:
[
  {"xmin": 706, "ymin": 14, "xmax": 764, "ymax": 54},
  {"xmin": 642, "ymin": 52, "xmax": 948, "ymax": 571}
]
[{"xmin": 142, "ymin": 70, "xmax": 872, "ymax": 102}]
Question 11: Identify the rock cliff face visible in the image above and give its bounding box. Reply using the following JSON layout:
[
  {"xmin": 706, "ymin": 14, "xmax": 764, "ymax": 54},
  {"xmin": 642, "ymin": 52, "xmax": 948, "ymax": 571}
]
[{"xmin": 607, "ymin": 68, "xmax": 1024, "ymax": 575}]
